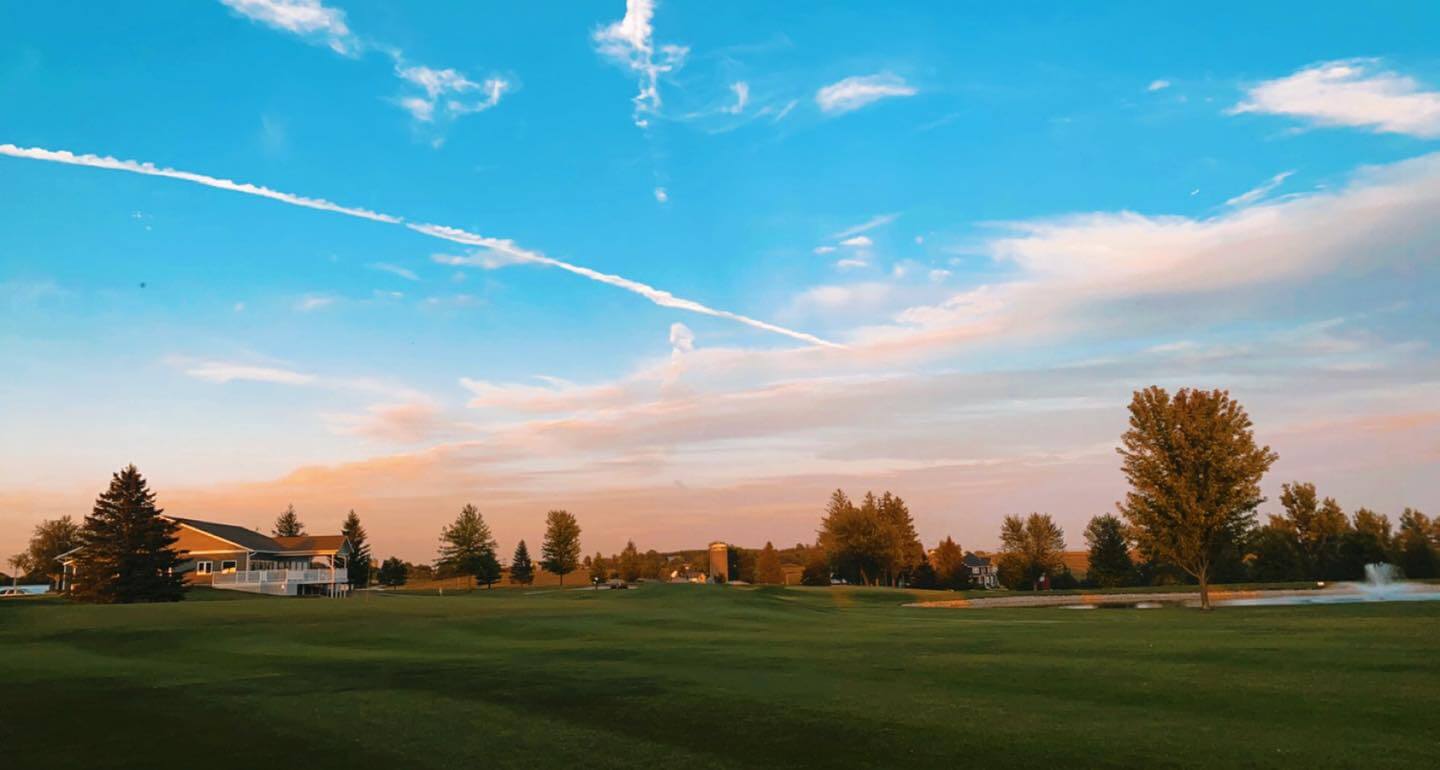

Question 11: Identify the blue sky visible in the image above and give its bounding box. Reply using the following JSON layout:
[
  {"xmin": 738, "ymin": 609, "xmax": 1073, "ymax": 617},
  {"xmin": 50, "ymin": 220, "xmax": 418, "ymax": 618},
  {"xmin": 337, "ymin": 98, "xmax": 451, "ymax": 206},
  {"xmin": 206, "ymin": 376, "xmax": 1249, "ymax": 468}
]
[{"xmin": 3, "ymin": 1, "xmax": 1438, "ymax": 561}]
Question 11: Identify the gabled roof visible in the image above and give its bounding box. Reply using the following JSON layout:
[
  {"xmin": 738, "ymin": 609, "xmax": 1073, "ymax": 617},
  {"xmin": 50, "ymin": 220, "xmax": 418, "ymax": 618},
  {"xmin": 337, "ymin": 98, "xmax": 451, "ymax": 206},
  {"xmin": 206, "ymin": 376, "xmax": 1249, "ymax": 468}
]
[
  {"xmin": 168, "ymin": 516, "xmax": 282, "ymax": 552},
  {"xmin": 962, "ymin": 552, "xmax": 992, "ymax": 567},
  {"xmin": 271, "ymin": 535, "xmax": 349, "ymax": 554}
]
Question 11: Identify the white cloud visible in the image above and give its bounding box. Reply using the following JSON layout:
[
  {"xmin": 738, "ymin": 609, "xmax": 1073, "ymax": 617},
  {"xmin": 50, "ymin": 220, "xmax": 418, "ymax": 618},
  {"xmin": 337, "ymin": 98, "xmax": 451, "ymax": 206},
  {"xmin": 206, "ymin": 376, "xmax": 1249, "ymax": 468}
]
[
  {"xmin": 594, "ymin": 0, "xmax": 689, "ymax": 127},
  {"xmin": 184, "ymin": 362, "xmax": 316, "ymax": 386},
  {"xmin": 219, "ymin": 0, "xmax": 355, "ymax": 54},
  {"xmin": 1230, "ymin": 59, "xmax": 1440, "ymax": 138},
  {"xmin": 813, "ymin": 246, "xmax": 837, "ymax": 255},
  {"xmin": 369, "ymin": 262, "xmax": 420, "ymax": 281},
  {"xmin": 835, "ymin": 258, "xmax": 868, "ymax": 270},
  {"xmin": 772, "ymin": 99, "xmax": 798, "ymax": 122},
  {"xmin": 654, "ymin": 186, "xmax": 669, "ymax": 203},
  {"xmin": 395, "ymin": 64, "xmax": 510, "ymax": 122},
  {"xmin": 840, "ymin": 235, "xmax": 873, "ymax": 248},
  {"xmin": 816, "ymin": 73, "xmax": 917, "ymax": 114},
  {"xmin": 928, "ymin": 269, "xmax": 951, "ymax": 283},
  {"xmin": 3, "ymin": 142, "xmax": 836, "ymax": 348},
  {"xmin": 1147, "ymin": 79, "xmax": 1171, "ymax": 92},
  {"xmin": 727, "ymin": 81, "xmax": 750, "ymax": 114},
  {"xmin": 669, "ymin": 321, "xmax": 695, "ymax": 356},
  {"xmin": 1224, "ymin": 170, "xmax": 1294, "ymax": 208},
  {"xmin": 295, "ymin": 294, "xmax": 336, "ymax": 312}
]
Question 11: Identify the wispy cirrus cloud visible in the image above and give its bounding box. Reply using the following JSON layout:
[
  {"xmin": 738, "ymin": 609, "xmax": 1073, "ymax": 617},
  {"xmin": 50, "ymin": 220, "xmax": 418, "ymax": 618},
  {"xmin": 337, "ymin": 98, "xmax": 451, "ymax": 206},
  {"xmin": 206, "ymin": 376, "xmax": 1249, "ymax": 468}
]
[
  {"xmin": 218, "ymin": 0, "xmax": 510, "ymax": 127},
  {"xmin": 831, "ymin": 212, "xmax": 900, "ymax": 240},
  {"xmin": 1230, "ymin": 59, "xmax": 1440, "ymax": 138},
  {"xmin": 0, "ymin": 143, "xmax": 835, "ymax": 347},
  {"xmin": 1224, "ymin": 170, "xmax": 1295, "ymax": 207},
  {"xmin": 183, "ymin": 361, "xmax": 317, "ymax": 386},
  {"xmin": 593, "ymin": 0, "xmax": 689, "ymax": 128},
  {"xmin": 219, "ymin": 0, "xmax": 355, "ymax": 53},
  {"xmin": 369, "ymin": 262, "xmax": 421, "ymax": 281},
  {"xmin": 816, "ymin": 73, "xmax": 917, "ymax": 114}
]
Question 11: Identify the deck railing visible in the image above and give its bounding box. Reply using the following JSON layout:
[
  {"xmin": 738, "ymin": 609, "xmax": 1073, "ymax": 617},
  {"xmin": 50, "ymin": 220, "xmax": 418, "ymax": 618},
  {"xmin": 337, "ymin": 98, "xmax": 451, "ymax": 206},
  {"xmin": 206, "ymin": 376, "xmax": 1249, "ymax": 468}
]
[{"xmin": 213, "ymin": 568, "xmax": 347, "ymax": 585}]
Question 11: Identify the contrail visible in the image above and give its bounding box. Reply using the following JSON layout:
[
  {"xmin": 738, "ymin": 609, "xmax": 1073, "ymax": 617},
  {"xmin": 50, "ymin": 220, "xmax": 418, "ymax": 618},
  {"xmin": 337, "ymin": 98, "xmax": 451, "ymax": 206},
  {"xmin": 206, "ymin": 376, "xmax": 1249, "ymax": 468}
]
[{"xmin": 0, "ymin": 142, "xmax": 841, "ymax": 348}]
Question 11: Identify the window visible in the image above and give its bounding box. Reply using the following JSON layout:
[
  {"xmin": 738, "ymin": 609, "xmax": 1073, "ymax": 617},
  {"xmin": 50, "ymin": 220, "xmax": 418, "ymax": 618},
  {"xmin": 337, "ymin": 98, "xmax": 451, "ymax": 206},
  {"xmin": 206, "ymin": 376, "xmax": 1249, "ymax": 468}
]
[
  {"xmin": 195, "ymin": 561, "xmax": 213, "ymax": 575},
  {"xmin": 221, "ymin": 560, "xmax": 237, "ymax": 574}
]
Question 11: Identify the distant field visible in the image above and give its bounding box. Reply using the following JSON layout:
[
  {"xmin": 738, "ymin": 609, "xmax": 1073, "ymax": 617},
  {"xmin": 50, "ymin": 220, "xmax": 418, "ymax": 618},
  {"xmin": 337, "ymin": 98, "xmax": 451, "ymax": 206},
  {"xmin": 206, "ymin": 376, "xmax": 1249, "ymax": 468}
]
[{"xmin": 3, "ymin": 585, "xmax": 1437, "ymax": 769}]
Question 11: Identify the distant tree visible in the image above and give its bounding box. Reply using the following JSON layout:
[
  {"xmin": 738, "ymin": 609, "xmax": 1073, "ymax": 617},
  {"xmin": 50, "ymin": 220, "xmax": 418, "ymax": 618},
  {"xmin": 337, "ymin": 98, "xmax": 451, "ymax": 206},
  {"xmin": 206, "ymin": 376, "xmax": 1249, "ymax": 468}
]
[
  {"xmin": 730, "ymin": 546, "xmax": 757, "ymax": 583},
  {"xmin": 908, "ymin": 555, "xmax": 938, "ymax": 589},
  {"xmin": 1246, "ymin": 520, "xmax": 1304, "ymax": 582},
  {"xmin": 509, "ymin": 540, "xmax": 535, "ymax": 585},
  {"xmin": 819, "ymin": 490, "xmax": 888, "ymax": 585},
  {"xmin": 641, "ymin": 549, "xmax": 665, "ymax": 580},
  {"xmin": 800, "ymin": 547, "xmax": 831, "ymax": 586},
  {"xmin": 70, "ymin": 465, "xmax": 185, "ymax": 603},
  {"xmin": 437, "ymin": 504, "xmax": 501, "ymax": 588},
  {"xmin": 540, "ymin": 509, "xmax": 582, "ymax": 586},
  {"xmin": 1083, "ymin": 514, "xmax": 1135, "ymax": 588},
  {"xmin": 997, "ymin": 514, "xmax": 1065, "ymax": 590},
  {"xmin": 272, "ymin": 504, "xmax": 305, "ymax": 537},
  {"xmin": 1398, "ymin": 509, "xmax": 1437, "ymax": 579},
  {"xmin": 877, "ymin": 492, "xmax": 922, "ymax": 585},
  {"xmin": 377, "ymin": 556, "xmax": 408, "ymax": 587},
  {"xmin": 340, "ymin": 510, "xmax": 371, "ymax": 589},
  {"xmin": 756, "ymin": 542, "xmax": 785, "ymax": 584},
  {"xmin": 22, "ymin": 515, "xmax": 81, "ymax": 587},
  {"xmin": 6, "ymin": 554, "xmax": 30, "ymax": 586},
  {"xmin": 589, "ymin": 552, "xmax": 608, "ymax": 584},
  {"xmin": 1328, "ymin": 507, "xmax": 1393, "ymax": 579},
  {"xmin": 618, "ymin": 539, "xmax": 642, "ymax": 582},
  {"xmin": 1276, "ymin": 482, "xmax": 1350, "ymax": 580},
  {"xmin": 931, "ymin": 536, "xmax": 970, "ymax": 590},
  {"xmin": 1117, "ymin": 387, "xmax": 1277, "ymax": 609}
]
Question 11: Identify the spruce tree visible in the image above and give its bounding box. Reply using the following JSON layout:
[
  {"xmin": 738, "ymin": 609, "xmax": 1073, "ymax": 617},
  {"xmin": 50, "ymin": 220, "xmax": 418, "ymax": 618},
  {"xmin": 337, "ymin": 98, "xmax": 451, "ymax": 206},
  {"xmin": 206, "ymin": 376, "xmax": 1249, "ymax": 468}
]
[
  {"xmin": 509, "ymin": 540, "xmax": 535, "ymax": 585},
  {"xmin": 273, "ymin": 504, "xmax": 305, "ymax": 537},
  {"xmin": 71, "ymin": 465, "xmax": 185, "ymax": 603},
  {"xmin": 1084, "ymin": 514, "xmax": 1135, "ymax": 587},
  {"xmin": 539, "ymin": 509, "xmax": 582, "ymax": 586},
  {"xmin": 341, "ymin": 510, "xmax": 371, "ymax": 588},
  {"xmin": 437, "ymin": 504, "xmax": 501, "ymax": 587}
]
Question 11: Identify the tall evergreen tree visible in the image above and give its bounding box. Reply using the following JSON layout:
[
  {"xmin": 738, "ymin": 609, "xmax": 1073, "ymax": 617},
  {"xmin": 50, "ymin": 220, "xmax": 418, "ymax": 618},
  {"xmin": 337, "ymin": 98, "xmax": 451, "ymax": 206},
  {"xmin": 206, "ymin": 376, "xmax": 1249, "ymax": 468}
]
[
  {"xmin": 756, "ymin": 541, "xmax": 785, "ymax": 584},
  {"xmin": 272, "ymin": 504, "xmax": 305, "ymax": 537},
  {"xmin": 70, "ymin": 465, "xmax": 185, "ymax": 603},
  {"xmin": 437, "ymin": 504, "xmax": 501, "ymax": 587},
  {"xmin": 540, "ymin": 509, "xmax": 582, "ymax": 586},
  {"xmin": 878, "ymin": 492, "xmax": 922, "ymax": 585},
  {"xmin": 340, "ymin": 509, "xmax": 371, "ymax": 588},
  {"xmin": 509, "ymin": 540, "xmax": 535, "ymax": 585},
  {"xmin": 1083, "ymin": 514, "xmax": 1135, "ymax": 587},
  {"xmin": 1117, "ymin": 387, "xmax": 1277, "ymax": 609},
  {"xmin": 819, "ymin": 489, "xmax": 889, "ymax": 585}
]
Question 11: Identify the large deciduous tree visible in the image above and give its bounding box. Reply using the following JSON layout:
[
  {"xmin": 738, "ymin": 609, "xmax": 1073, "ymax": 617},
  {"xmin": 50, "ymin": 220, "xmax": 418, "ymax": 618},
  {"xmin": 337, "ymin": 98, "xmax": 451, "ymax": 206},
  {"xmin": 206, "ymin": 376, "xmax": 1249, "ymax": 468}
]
[
  {"xmin": 997, "ymin": 513, "xmax": 1065, "ymax": 590},
  {"xmin": 1398, "ymin": 508, "xmax": 1437, "ymax": 579},
  {"xmin": 1117, "ymin": 387, "xmax": 1277, "ymax": 609},
  {"xmin": 70, "ymin": 465, "xmax": 186, "ymax": 603},
  {"xmin": 1083, "ymin": 514, "xmax": 1135, "ymax": 588},
  {"xmin": 273, "ymin": 504, "xmax": 305, "ymax": 537},
  {"xmin": 22, "ymin": 515, "xmax": 81, "ymax": 587},
  {"xmin": 931, "ymin": 536, "xmax": 970, "ymax": 590},
  {"xmin": 618, "ymin": 539, "xmax": 642, "ymax": 582},
  {"xmin": 509, "ymin": 540, "xmax": 535, "ymax": 585},
  {"xmin": 437, "ymin": 504, "xmax": 501, "ymax": 587},
  {"xmin": 340, "ymin": 509, "xmax": 371, "ymax": 588},
  {"xmin": 540, "ymin": 509, "xmax": 582, "ymax": 586}
]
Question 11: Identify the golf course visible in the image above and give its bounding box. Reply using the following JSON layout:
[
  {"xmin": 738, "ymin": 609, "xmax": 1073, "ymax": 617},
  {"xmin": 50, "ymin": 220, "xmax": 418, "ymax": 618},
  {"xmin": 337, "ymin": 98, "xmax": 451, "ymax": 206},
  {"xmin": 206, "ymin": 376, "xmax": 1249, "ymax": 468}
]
[{"xmin": 3, "ymin": 584, "xmax": 1437, "ymax": 769}]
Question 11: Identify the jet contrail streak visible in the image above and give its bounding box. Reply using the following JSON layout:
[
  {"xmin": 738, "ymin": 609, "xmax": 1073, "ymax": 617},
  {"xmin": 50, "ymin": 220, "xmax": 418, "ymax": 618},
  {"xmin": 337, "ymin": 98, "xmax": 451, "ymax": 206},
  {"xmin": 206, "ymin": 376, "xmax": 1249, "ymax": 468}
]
[{"xmin": 0, "ymin": 142, "xmax": 841, "ymax": 348}]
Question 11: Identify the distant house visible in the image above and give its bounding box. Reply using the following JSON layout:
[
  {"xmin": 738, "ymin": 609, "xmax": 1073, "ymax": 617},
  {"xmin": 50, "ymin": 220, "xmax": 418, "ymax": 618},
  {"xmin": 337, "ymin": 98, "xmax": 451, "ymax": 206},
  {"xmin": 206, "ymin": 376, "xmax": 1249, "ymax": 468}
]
[
  {"xmin": 963, "ymin": 552, "xmax": 999, "ymax": 589},
  {"xmin": 61, "ymin": 516, "xmax": 352, "ymax": 597}
]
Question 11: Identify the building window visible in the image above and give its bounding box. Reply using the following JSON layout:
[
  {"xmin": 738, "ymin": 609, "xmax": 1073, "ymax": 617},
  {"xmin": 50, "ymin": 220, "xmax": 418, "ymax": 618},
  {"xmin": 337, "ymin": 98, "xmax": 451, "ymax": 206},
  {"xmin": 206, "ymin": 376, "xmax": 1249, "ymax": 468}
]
[
  {"xmin": 196, "ymin": 561, "xmax": 213, "ymax": 575},
  {"xmin": 220, "ymin": 560, "xmax": 237, "ymax": 574}
]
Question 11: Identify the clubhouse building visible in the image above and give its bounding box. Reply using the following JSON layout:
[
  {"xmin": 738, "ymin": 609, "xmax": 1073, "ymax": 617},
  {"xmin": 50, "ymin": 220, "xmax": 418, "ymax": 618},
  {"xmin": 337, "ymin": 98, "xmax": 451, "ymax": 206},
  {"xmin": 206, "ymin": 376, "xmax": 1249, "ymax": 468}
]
[{"xmin": 61, "ymin": 515, "xmax": 353, "ymax": 597}]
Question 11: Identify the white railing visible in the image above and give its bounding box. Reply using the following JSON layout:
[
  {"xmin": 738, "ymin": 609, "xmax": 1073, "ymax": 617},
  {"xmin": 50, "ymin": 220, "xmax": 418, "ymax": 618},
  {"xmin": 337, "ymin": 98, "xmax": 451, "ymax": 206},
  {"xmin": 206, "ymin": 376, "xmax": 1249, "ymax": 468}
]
[{"xmin": 213, "ymin": 568, "xmax": 347, "ymax": 585}]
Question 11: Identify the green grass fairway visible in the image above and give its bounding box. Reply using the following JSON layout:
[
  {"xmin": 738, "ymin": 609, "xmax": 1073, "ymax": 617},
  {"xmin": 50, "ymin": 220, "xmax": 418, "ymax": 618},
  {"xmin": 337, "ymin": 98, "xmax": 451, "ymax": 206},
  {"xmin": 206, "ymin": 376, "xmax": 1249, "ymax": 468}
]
[{"xmin": 3, "ymin": 585, "xmax": 1437, "ymax": 769}]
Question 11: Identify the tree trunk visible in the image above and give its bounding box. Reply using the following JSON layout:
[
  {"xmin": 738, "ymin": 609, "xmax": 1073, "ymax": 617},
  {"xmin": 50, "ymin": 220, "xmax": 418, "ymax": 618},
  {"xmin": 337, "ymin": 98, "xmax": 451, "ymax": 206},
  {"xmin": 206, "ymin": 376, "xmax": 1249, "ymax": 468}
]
[{"xmin": 1197, "ymin": 564, "xmax": 1211, "ymax": 610}]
